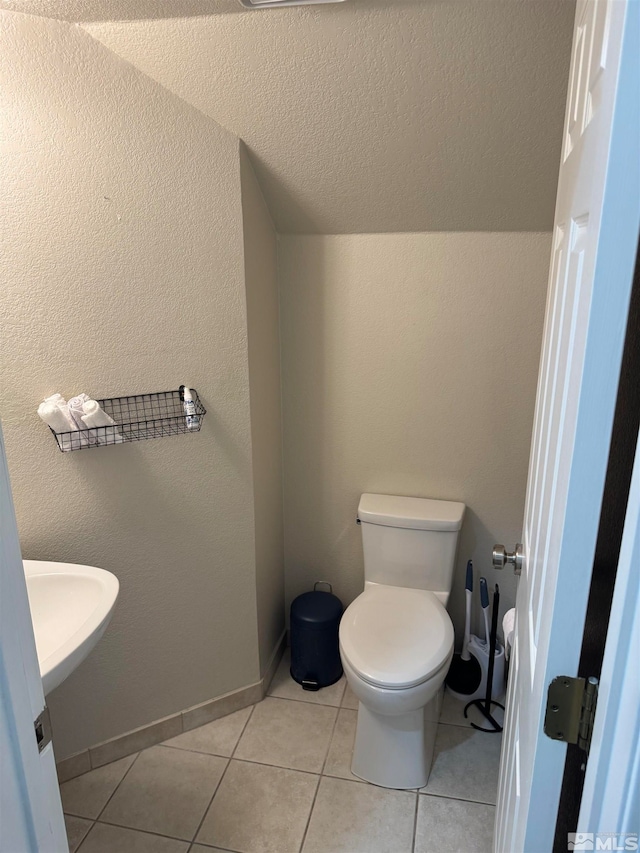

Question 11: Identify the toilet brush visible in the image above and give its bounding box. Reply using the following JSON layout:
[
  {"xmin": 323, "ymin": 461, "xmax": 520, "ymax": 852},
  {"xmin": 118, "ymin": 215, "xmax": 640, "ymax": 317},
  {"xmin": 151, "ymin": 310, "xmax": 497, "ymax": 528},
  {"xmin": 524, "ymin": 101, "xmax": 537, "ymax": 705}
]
[
  {"xmin": 445, "ymin": 560, "xmax": 482, "ymax": 697},
  {"xmin": 464, "ymin": 584, "xmax": 505, "ymax": 733}
]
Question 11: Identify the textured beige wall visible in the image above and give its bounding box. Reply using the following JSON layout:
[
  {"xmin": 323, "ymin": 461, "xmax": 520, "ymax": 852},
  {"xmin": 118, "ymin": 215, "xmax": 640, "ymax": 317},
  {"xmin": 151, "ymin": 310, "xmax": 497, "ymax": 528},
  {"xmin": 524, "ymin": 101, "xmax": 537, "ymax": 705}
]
[
  {"xmin": 1, "ymin": 12, "xmax": 261, "ymax": 760},
  {"xmin": 80, "ymin": 1, "xmax": 574, "ymax": 234},
  {"xmin": 279, "ymin": 233, "xmax": 551, "ymax": 639},
  {"xmin": 240, "ymin": 144, "xmax": 285, "ymax": 675},
  {"xmin": 0, "ymin": 0, "xmax": 239, "ymax": 19}
]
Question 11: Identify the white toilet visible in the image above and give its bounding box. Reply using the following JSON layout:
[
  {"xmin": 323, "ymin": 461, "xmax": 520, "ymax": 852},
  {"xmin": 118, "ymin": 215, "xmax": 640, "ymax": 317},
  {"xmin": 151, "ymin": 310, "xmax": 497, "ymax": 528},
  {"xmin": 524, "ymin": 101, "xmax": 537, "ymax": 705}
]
[{"xmin": 339, "ymin": 493, "xmax": 465, "ymax": 790}]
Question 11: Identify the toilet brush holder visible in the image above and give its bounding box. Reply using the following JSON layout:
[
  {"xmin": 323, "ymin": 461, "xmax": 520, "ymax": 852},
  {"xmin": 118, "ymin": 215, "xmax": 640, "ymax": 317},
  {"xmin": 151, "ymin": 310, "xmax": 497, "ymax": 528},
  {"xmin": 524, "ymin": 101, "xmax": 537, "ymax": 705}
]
[
  {"xmin": 447, "ymin": 635, "xmax": 505, "ymax": 702},
  {"xmin": 469, "ymin": 634, "xmax": 505, "ymax": 701}
]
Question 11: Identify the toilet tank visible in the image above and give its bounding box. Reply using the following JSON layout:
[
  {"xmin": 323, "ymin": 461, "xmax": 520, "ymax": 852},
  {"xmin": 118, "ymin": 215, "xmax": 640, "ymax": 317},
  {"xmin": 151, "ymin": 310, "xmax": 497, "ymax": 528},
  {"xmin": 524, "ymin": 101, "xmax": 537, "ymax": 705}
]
[{"xmin": 357, "ymin": 494, "xmax": 465, "ymax": 598}]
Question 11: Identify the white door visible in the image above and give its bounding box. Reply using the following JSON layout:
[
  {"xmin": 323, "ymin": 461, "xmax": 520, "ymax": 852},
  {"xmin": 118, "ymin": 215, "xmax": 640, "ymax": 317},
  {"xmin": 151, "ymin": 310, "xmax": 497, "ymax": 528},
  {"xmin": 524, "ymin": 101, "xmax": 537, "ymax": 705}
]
[
  {"xmin": 0, "ymin": 426, "xmax": 67, "ymax": 853},
  {"xmin": 495, "ymin": 0, "xmax": 640, "ymax": 851}
]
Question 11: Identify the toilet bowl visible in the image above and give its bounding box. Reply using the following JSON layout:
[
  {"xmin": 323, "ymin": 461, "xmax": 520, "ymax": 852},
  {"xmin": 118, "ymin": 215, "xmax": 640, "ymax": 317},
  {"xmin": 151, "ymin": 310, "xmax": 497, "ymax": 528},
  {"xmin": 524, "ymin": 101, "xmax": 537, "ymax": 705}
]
[
  {"xmin": 340, "ymin": 583, "xmax": 454, "ymax": 789},
  {"xmin": 340, "ymin": 493, "xmax": 465, "ymax": 790}
]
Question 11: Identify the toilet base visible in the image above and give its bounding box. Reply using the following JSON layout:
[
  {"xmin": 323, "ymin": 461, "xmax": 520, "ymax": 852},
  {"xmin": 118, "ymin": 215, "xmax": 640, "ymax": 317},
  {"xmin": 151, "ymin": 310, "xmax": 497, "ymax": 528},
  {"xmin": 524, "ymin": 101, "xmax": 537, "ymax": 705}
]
[{"xmin": 351, "ymin": 687, "xmax": 442, "ymax": 789}]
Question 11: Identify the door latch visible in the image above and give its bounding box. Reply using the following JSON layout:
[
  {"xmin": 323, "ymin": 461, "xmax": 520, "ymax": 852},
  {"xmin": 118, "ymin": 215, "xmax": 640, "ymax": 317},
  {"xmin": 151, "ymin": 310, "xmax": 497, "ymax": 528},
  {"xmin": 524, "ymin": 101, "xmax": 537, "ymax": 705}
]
[{"xmin": 34, "ymin": 706, "xmax": 52, "ymax": 753}]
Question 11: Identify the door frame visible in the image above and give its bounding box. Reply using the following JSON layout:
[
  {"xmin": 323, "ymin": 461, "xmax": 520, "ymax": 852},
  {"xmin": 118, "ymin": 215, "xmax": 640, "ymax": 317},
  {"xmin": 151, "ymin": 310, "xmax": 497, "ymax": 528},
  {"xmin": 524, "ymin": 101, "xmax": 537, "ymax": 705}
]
[
  {"xmin": 577, "ymin": 428, "xmax": 640, "ymax": 840},
  {"xmin": 554, "ymin": 234, "xmax": 640, "ymax": 847}
]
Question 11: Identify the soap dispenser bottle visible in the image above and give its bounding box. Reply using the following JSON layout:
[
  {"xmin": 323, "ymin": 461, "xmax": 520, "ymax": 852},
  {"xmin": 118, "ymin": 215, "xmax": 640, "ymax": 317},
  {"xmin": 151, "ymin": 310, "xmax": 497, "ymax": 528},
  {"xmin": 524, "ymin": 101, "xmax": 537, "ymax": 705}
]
[{"xmin": 182, "ymin": 387, "xmax": 200, "ymax": 431}]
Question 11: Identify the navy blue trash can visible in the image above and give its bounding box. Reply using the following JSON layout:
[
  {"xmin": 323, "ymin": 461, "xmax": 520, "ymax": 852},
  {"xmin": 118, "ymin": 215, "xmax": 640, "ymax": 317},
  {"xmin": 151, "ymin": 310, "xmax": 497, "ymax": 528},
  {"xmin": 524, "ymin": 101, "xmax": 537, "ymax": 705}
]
[{"xmin": 290, "ymin": 582, "xmax": 343, "ymax": 691}]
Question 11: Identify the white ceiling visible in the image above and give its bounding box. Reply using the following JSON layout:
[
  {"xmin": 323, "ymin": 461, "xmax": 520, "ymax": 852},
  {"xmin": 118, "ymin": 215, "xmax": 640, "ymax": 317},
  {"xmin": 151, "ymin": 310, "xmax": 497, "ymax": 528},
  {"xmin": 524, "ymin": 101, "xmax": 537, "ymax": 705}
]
[{"xmin": 3, "ymin": 0, "xmax": 576, "ymax": 233}]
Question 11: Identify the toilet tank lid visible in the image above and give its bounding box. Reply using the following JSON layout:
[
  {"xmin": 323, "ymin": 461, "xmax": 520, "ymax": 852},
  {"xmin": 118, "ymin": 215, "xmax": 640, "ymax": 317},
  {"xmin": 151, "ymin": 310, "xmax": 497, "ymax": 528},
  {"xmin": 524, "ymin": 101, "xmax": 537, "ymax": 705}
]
[{"xmin": 357, "ymin": 494, "xmax": 465, "ymax": 531}]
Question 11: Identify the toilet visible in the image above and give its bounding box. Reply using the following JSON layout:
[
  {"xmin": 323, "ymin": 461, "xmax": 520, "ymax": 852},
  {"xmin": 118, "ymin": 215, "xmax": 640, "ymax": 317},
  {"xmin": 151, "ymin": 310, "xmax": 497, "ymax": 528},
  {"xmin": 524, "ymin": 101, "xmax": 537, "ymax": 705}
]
[{"xmin": 339, "ymin": 493, "xmax": 465, "ymax": 790}]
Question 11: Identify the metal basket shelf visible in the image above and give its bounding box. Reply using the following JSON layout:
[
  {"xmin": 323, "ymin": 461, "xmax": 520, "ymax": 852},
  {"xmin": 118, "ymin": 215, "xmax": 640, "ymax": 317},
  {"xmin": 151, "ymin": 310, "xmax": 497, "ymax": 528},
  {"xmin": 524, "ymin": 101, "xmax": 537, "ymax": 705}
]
[{"xmin": 50, "ymin": 389, "xmax": 206, "ymax": 452}]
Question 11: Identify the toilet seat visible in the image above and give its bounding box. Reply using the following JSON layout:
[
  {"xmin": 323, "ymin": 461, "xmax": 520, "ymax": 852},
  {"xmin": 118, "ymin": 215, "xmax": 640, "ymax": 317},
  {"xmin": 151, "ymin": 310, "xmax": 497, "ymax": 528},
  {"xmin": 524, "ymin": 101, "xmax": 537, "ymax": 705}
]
[{"xmin": 339, "ymin": 585, "xmax": 454, "ymax": 690}]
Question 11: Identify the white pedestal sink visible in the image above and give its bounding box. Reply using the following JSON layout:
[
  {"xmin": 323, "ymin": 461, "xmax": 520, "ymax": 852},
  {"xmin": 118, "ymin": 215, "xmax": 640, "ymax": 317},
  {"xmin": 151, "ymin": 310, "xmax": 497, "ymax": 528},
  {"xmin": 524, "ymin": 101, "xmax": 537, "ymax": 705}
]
[{"xmin": 23, "ymin": 560, "xmax": 119, "ymax": 695}]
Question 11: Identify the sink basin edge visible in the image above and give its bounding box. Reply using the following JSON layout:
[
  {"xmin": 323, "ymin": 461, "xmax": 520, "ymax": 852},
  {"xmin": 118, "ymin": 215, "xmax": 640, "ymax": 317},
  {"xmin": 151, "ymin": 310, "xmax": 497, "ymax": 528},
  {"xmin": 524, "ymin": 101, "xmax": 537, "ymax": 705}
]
[{"xmin": 23, "ymin": 560, "xmax": 119, "ymax": 695}]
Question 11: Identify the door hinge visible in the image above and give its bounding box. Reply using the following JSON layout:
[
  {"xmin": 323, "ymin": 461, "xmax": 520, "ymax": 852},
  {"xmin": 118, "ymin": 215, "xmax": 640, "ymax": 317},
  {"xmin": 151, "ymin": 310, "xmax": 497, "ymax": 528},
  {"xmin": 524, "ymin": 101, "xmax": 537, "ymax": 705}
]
[
  {"xmin": 544, "ymin": 675, "xmax": 598, "ymax": 755},
  {"xmin": 34, "ymin": 706, "xmax": 52, "ymax": 753}
]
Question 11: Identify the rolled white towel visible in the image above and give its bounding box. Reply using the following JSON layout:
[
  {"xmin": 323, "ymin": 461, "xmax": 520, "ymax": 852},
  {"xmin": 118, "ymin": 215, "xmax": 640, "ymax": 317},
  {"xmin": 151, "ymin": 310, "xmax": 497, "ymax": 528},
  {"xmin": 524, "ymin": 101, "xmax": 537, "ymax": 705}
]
[
  {"xmin": 37, "ymin": 401, "xmax": 77, "ymax": 434},
  {"xmin": 44, "ymin": 393, "xmax": 65, "ymax": 406},
  {"xmin": 67, "ymin": 393, "xmax": 91, "ymax": 430},
  {"xmin": 66, "ymin": 393, "xmax": 100, "ymax": 447},
  {"xmin": 81, "ymin": 400, "xmax": 124, "ymax": 443},
  {"xmin": 81, "ymin": 399, "xmax": 116, "ymax": 426},
  {"xmin": 44, "ymin": 393, "xmax": 77, "ymax": 428},
  {"xmin": 502, "ymin": 608, "xmax": 516, "ymax": 660}
]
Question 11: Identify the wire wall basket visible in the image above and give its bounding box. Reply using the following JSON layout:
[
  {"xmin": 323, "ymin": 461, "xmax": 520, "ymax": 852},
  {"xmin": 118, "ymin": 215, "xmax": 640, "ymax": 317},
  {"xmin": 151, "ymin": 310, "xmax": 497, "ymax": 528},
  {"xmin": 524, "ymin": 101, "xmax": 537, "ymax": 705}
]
[{"xmin": 50, "ymin": 389, "xmax": 206, "ymax": 452}]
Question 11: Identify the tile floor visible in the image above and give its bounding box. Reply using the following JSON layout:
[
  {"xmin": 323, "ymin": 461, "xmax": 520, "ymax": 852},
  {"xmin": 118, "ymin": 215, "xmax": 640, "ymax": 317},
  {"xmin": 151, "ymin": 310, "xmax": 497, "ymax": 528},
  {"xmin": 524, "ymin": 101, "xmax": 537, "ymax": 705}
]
[{"xmin": 62, "ymin": 654, "xmax": 503, "ymax": 853}]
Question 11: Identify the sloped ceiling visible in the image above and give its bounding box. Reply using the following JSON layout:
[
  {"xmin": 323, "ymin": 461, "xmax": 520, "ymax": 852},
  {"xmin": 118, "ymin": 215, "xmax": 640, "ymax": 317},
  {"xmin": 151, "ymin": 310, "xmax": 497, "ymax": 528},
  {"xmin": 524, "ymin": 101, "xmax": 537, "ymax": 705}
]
[{"xmin": 3, "ymin": 0, "xmax": 576, "ymax": 233}]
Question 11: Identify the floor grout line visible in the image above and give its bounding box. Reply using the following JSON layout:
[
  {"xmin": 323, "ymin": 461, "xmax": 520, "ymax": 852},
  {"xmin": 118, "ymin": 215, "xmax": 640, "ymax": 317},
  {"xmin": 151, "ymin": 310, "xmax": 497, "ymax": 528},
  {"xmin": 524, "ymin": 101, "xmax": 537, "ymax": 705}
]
[
  {"xmin": 296, "ymin": 697, "xmax": 341, "ymax": 853},
  {"xmin": 189, "ymin": 702, "xmax": 257, "ymax": 846},
  {"xmin": 65, "ymin": 814, "xmax": 94, "ymax": 853},
  {"xmin": 190, "ymin": 840, "xmax": 239, "ymax": 852},
  {"xmin": 264, "ymin": 691, "xmax": 345, "ymax": 711},
  {"xmin": 411, "ymin": 788, "xmax": 420, "ymax": 853},
  {"xmin": 340, "ymin": 683, "xmax": 357, "ymax": 711},
  {"xmin": 89, "ymin": 817, "xmax": 196, "ymax": 846},
  {"xmin": 159, "ymin": 742, "xmax": 233, "ymax": 758},
  {"xmin": 297, "ymin": 773, "xmax": 322, "ymax": 853},
  {"xmin": 319, "ymin": 706, "xmax": 340, "ymax": 776},
  {"xmin": 321, "ymin": 768, "xmax": 367, "ymax": 785},
  {"xmin": 418, "ymin": 789, "xmax": 497, "ymax": 807},
  {"xmin": 92, "ymin": 751, "xmax": 142, "ymax": 823},
  {"xmin": 63, "ymin": 808, "xmax": 97, "ymax": 821},
  {"xmin": 230, "ymin": 703, "xmax": 256, "ymax": 759},
  {"xmin": 439, "ymin": 718, "xmax": 504, "ymax": 730},
  {"xmin": 230, "ymin": 755, "xmax": 323, "ymax": 779},
  {"xmin": 189, "ymin": 756, "xmax": 231, "ymax": 844},
  {"xmin": 437, "ymin": 718, "xmax": 505, "ymax": 730}
]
